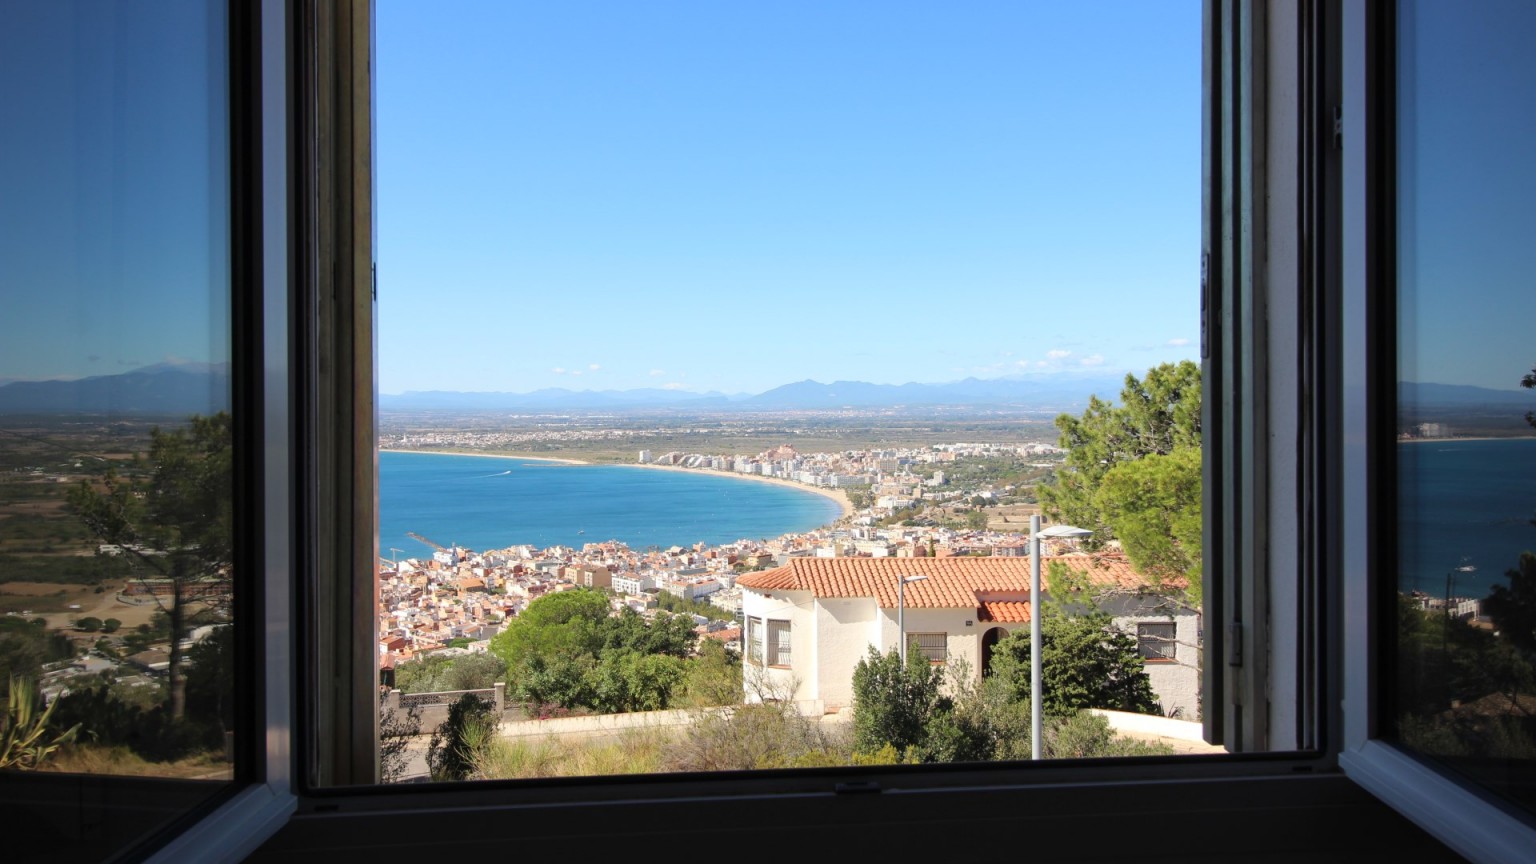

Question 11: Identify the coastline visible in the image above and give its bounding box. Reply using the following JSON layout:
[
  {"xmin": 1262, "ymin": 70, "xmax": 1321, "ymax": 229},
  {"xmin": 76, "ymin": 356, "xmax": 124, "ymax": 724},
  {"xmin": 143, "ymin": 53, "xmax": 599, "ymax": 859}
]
[
  {"xmin": 380, "ymin": 447, "xmax": 853, "ymax": 522},
  {"xmin": 379, "ymin": 448, "xmax": 589, "ymax": 465},
  {"xmin": 623, "ymin": 461, "xmax": 853, "ymax": 521},
  {"xmin": 1398, "ymin": 435, "xmax": 1536, "ymax": 445}
]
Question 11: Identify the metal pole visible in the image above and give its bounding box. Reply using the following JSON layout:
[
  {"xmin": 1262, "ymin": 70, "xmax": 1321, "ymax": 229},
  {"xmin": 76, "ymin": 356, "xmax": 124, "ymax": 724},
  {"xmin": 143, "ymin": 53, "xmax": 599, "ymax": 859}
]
[
  {"xmin": 898, "ymin": 576, "xmax": 907, "ymax": 665},
  {"xmin": 1031, "ymin": 514, "xmax": 1042, "ymax": 760}
]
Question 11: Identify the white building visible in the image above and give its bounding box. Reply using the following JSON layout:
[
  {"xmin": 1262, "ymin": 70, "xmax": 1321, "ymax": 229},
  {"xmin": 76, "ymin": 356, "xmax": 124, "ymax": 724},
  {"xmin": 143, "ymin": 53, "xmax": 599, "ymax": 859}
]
[
  {"xmin": 612, "ymin": 573, "xmax": 653, "ymax": 596},
  {"xmin": 736, "ymin": 554, "xmax": 1199, "ymax": 719}
]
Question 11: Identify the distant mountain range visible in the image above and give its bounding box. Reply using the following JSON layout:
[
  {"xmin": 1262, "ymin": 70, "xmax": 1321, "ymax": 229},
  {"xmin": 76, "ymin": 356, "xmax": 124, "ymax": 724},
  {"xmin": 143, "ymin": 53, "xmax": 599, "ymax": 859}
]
[
  {"xmin": 378, "ymin": 374, "xmax": 1132, "ymax": 413},
  {"xmin": 5, "ymin": 364, "xmax": 1525, "ymax": 417},
  {"xmin": 1397, "ymin": 381, "xmax": 1531, "ymax": 407},
  {"xmin": 0, "ymin": 362, "xmax": 229, "ymax": 415}
]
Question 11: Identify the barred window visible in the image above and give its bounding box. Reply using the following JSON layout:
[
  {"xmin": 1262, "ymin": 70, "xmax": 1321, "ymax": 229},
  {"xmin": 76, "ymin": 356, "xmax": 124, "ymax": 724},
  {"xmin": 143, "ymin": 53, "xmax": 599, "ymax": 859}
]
[
  {"xmin": 767, "ymin": 619, "xmax": 791, "ymax": 666},
  {"xmin": 745, "ymin": 616, "xmax": 763, "ymax": 665},
  {"xmin": 911, "ymin": 632, "xmax": 947, "ymax": 664},
  {"xmin": 1137, "ymin": 622, "xmax": 1177, "ymax": 662}
]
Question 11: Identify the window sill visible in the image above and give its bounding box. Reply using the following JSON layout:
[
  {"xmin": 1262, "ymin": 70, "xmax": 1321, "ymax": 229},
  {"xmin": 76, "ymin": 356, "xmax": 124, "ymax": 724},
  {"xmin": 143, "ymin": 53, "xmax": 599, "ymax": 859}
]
[
  {"xmin": 1340, "ymin": 739, "xmax": 1536, "ymax": 864},
  {"xmin": 245, "ymin": 773, "xmax": 1466, "ymax": 861}
]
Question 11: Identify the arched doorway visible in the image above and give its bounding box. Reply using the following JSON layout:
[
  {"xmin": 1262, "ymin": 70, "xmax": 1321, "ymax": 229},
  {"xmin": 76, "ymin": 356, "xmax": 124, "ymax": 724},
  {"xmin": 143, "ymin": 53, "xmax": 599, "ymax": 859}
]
[{"xmin": 980, "ymin": 626, "xmax": 1009, "ymax": 676}]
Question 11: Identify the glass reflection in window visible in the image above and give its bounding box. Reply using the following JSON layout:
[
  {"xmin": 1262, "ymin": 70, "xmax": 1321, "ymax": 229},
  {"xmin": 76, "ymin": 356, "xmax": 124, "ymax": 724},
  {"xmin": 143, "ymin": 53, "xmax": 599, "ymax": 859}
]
[
  {"xmin": 1393, "ymin": 0, "xmax": 1536, "ymax": 821},
  {"xmin": 0, "ymin": 1, "xmax": 237, "ymax": 855}
]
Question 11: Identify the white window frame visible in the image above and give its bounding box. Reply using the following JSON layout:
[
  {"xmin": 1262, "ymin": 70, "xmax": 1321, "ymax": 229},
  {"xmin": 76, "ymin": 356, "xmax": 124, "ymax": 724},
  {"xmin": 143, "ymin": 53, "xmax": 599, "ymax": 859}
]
[
  {"xmin": 1332, "ymin": 3, "xmax": 1536, "ymax": 861},
  {"xmin": 745, "ymin": 615, "xmax": 763, "ymax": 666}
]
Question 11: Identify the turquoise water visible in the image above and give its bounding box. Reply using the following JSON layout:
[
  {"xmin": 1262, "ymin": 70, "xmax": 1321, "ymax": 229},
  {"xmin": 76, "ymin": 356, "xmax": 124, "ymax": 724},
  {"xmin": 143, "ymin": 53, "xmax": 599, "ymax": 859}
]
[
  {"xmin": 1398, "ymin": 437, "xmax": 1536, "ymax": 598},
  {"xmin": 379, "ymin": 450, "xmax": 844, "ymax": 557}
]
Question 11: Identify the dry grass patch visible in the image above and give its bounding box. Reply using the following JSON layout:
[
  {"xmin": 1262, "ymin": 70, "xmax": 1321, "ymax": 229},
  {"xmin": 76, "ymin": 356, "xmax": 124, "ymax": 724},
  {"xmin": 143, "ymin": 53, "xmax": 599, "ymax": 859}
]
[
  {"xmin": 42, "ymin": 744, "xmax": 232, "ymax": 780},
  {"xmin": 474, "ymin": 727, "xmax": 678, "ymax": 779}
]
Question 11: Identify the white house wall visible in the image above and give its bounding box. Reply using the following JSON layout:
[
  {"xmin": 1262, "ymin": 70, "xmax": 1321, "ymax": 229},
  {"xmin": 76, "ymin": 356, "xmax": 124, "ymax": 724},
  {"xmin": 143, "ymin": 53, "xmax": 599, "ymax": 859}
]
[
  {"xmin": 743, "ymin": 585, "xmax": 1199, "ymax": 722},
  {"xmin": 1097, "ymin": 593, "xmax": 1202, "ymax": 720},
  {"xmin": 814, "ymin": 597, "xmax": 878, "ymax": 710},
  {"xmin": 740, "ymin": 587, "xmax": 811, "ymax": 703}
]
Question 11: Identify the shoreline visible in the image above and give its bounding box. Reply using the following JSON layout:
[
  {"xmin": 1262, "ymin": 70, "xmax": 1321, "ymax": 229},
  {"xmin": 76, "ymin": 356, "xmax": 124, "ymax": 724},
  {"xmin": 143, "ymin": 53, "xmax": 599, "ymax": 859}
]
[
  {"xmin": 623, "ymin": 461, "xmax": 853, "ymax": 521},
  {"xmin": 1398, "ymin": 435, "xmax": 1536, "ymax": 445},
  {"xmin": 379, "ymin": 447, "xmax": 853, "ymax": 523},
  {"xmin": 379, "ymin": 448, "xmax": 589, "ymax": 465}
]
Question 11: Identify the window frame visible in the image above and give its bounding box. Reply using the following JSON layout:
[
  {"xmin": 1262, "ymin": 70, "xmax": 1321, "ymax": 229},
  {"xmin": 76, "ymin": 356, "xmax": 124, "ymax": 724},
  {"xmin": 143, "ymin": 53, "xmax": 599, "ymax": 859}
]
[
  {"xmin": 93, "ymin": 0, "xmax": 1522, "ymax": 860},
  {"xmin": 910, "ymin": 632, "xmax": 947, "ymax": 664},
  {"xmin": 295, "ymin": 0, "xmax": 1318, "ymax": 797},
  {"xmin": 745, "ymin": 615, "xmax": 763, "ymax": 665},
  {"xmin": 1136, "ymin": 622, "xmax": 1178, "ymax": 664},
  {"xmin": 143, "ymin": 0, "xmax": 300, "ymax": 859},
  {"xmin": 766, "ymin": 618, "xmax": 791, "ymax": 667},
  {"xmin": 1332, "ymin": 2, "xmax": 1536, "ymax": 860}
]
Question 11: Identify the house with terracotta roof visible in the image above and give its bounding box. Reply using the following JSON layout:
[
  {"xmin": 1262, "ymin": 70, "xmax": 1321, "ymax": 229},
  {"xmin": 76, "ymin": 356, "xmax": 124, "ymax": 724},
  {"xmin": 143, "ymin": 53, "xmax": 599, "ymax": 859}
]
[{"xmin": 735, "ymin": 554, "xmax": 1200, "ymax": 719}]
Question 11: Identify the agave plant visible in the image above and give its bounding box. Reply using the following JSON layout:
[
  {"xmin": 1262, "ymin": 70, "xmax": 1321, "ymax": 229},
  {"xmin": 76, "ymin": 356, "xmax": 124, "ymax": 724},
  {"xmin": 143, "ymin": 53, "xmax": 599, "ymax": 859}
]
[{"xmin": 2, "ymin": 675, "xmax": 81, "ymax": 771}]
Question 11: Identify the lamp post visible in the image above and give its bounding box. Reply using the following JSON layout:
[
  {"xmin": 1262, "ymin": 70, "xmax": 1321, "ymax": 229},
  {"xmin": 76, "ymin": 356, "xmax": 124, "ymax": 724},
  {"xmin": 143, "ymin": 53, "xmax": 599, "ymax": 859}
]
[
  {"xmin": 1025, "ymin": 519, "xmax": 1087, "ymax": 760},
  {"xmin": 1444, "ymin": 562, "xmax": 1475, "ymax": 660},
  {"xmin": 1030, "ymin": 514, "xmax": 1042, "ymax": 760},
  {"xmin": 898, "ymin": 574, "xmax": 928, "ymax": 665}
]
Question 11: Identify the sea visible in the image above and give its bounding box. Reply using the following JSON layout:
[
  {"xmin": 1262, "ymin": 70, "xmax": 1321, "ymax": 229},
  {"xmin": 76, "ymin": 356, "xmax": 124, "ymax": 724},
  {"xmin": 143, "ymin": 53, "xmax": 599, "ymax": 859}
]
[
  {"xmin": 378, "ymin": 450, "xmax": 845, "ymax": 558},
  {"xmin": 1398, "ymin": 436, "xmax": 1536, "ymax": 599},
  {"xmin": 379, "ymin": 440, "xmax": 1535, "ymax": 600}
]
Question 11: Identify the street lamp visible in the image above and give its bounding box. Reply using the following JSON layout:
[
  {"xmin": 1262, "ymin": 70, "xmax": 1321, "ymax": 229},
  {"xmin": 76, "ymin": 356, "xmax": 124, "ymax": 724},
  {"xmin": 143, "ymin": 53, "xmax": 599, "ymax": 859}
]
[
  {"xmin": 1028, "ymin": 516, "xmax": 1087, "ymax": 760},
  {"xmin": 1445, "ymin": 562, "xmax": 1475, "ymax": 620},
  {"xmin": 898, "ymin": 574, "xmax": 928, "ymax": 665},
  {"xmin": 1030, "ymin": 515, "xmax": 1043, "ymax": 760},
  {"xmin": 1444, "ymin": 561, "xmax": 1475, "ymax": 659}
]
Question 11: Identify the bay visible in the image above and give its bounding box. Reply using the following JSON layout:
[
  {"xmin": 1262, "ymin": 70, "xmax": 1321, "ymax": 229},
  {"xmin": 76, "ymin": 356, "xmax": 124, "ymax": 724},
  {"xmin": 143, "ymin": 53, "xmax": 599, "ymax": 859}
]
[
  {"xmin": 1398, "ymin": 437, "xmax": 1536, "ymax": 599},
  {"xmin": 378, "ymin": 450, "xmax": 845, "ymax": 558}
]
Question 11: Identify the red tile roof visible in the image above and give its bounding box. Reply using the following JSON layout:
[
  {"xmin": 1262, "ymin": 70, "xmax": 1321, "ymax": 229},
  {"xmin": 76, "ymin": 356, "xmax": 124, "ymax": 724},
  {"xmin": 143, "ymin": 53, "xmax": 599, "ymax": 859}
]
[
  {"xmin": 978, "ymin": 600, "xmax": 1032, "ymax": 623},
  {"xmin": 736, "ymin": 553, "xmax": 1174, "ymax": 621}
]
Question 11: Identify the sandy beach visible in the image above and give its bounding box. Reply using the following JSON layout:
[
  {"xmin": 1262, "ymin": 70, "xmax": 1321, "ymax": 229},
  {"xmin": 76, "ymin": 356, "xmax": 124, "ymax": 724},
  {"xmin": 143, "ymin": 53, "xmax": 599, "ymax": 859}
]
[
  {"xmin": 624, "ymin": 461, "xmax": 853, "ymax": 521},
  {"xmin": 380, "ymin": 448, "xmax": 853, "ymax": 521}
]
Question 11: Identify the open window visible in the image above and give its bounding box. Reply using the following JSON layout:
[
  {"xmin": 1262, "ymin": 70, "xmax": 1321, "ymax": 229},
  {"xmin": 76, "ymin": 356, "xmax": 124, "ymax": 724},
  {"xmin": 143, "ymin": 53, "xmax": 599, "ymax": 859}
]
[{"xmin": 4, "ymin": 2, "xmax": 1531, "ymax": 862}]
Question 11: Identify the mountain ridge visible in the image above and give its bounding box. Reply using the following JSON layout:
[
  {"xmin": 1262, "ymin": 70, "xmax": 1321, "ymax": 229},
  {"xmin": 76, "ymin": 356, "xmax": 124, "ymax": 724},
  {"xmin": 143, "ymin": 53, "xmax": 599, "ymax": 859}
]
[
  {"xmin": 0, "ymin": 363, "xmax": 230, "ymax": 415},
  {"xmin": 11, "ymin": 364, "xmax": 1524, "ymax": 415}
]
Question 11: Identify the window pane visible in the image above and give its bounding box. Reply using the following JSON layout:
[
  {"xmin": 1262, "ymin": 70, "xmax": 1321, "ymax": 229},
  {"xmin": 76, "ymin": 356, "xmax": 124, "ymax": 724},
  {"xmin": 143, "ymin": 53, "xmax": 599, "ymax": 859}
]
[
  {"xmin": 1137, "ymin": 623, "xmax": 1176, "ymax": 662},
  {"xmin": 1393, "ymin": 0, "xmax": 1536, "ymax": 820},
  {"xmin": 767, "ymin": 619, "xmax": 791, "ymax": 666},
  {"xmin": 913, "ymin": 633, "xmax": 947, "ymax": 663},
  {"xmin": 0, "ymin": 0, "xmax": 238, "ymax": 857}
]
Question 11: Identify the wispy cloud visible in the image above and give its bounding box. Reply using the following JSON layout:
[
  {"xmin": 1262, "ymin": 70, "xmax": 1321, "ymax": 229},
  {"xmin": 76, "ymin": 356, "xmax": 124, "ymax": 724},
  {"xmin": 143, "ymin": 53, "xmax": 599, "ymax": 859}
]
[
  {"xmin": 588, "ymin": 363, "xmax": 601, "ymax": 371},
  {"xmin": 551, "ymin": 367, "xmax": 567, "ymax": 374},
  {"xmin": 1168, "ymin": 337, "xmax": 1191, "ymax": 347},
  {"xmin": 649, "ymin": 369, "xmax": 664, "ymax": 377},
  {"xmin": 1047, "ymin": 349, "xmax": 1071, "ymax": 360},
  {"xmin": 662, "ymin": 382, "xmax": 685, "ymax": 390},
  {"xmin": 1080, "ymin": 354, "xmax": 1106, "ymax": 366}
]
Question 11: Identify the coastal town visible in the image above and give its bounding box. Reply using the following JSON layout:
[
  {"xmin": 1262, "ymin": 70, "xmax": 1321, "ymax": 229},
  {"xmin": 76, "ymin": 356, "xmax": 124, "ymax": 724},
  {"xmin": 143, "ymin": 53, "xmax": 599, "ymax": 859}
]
[{"xmin": 378, "ymin": 439, "xmax": 1068, "ymax": 672}]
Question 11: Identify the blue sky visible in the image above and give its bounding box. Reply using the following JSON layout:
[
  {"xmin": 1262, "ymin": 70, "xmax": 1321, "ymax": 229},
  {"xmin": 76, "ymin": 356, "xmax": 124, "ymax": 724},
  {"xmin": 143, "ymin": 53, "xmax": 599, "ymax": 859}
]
[
  {"xmin": 1396, "ymin": 0, "xmax": 1536, "ymax": 394},
  {"xmin": 7, "ymin": 3, "xmax": 1532, "ymax": 399},
  {"xmin": 0, "ymin": 1, "xmax": 229, "ymax": 384},
  {"xmin": 376, "ymin": 1, "xmax": 1204, "ymax": 395}
]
